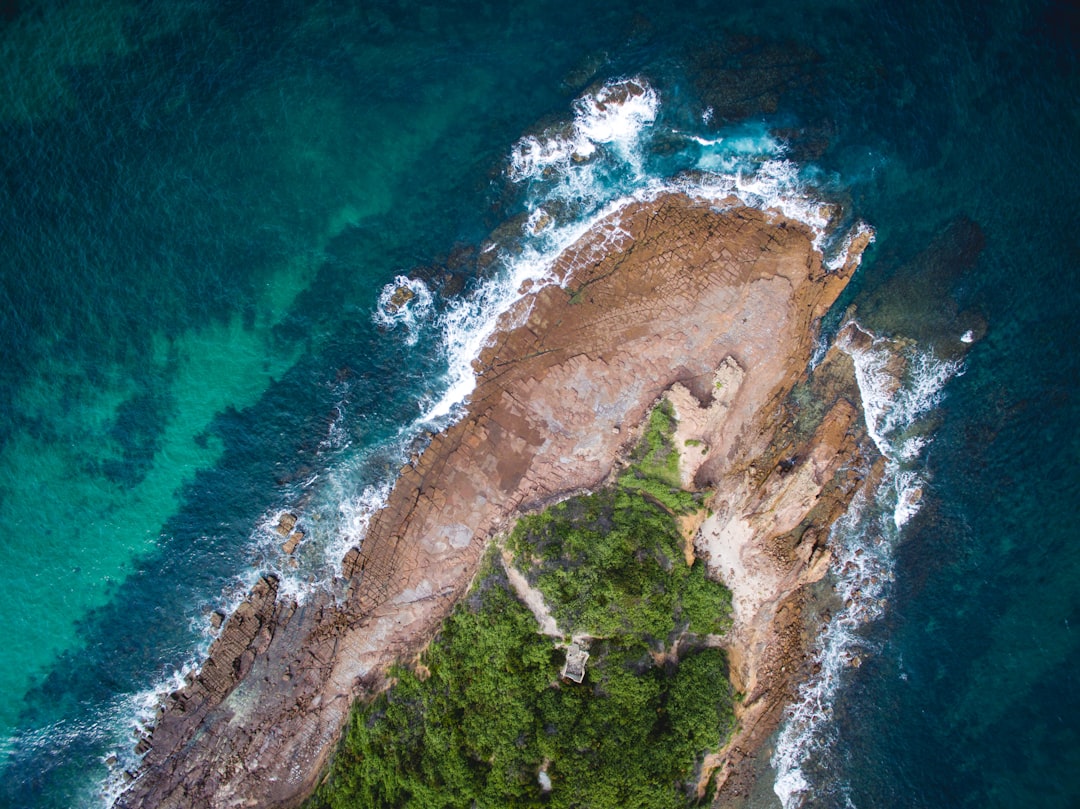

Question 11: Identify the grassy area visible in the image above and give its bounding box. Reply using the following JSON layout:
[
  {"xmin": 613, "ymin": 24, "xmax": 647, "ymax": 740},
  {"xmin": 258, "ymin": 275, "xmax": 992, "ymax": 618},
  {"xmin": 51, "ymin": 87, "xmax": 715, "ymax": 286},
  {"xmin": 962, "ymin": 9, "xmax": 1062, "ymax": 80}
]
[
  {"xmin": 305, "ymin": 401, "xmax": 735, "ymax": 809},
  {"xmin": 617, "ymin": 399, "xmax": 697, "ymax": 513}
]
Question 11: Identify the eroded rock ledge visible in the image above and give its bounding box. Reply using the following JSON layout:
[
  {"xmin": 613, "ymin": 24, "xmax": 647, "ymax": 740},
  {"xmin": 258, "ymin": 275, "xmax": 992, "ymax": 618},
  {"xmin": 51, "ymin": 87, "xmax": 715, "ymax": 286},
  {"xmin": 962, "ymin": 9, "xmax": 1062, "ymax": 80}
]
[{"xmin": 117, "ymin": 194, "xmax": 873, "ymax": 809}]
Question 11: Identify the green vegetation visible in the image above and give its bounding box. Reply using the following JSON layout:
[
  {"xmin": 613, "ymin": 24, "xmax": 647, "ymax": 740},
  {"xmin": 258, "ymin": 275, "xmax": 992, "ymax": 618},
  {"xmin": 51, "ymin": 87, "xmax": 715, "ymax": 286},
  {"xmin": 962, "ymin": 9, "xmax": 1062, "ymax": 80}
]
[
  {"xmin": 306, "ymin": 573, "xmax": 734, "ymax": 809},
  {"xmin": 305, "ymin": 402, "xmax": 735, "ymax": 809},
  {"xmin": 630, "ymin": 399, "xmax": 682, "ymax": 485},
  {"xmin": 618, "ymin": 399, "xmax": 697, "ymax": 513},
  {"xmin": 509, "ymin": 489, "xmax": 730, "ymax": 642},
  {"xmin": 684, "ymin": 438, "xmax": 708, "ymax": 456}
]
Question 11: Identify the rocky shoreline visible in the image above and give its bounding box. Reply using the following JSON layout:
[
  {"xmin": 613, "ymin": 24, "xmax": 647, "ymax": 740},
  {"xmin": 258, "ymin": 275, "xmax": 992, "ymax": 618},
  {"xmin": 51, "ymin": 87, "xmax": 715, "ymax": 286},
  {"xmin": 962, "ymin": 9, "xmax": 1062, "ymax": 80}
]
[{"xmin": 116, "ymin": 193, "xmax": 873, "ymax": 808}]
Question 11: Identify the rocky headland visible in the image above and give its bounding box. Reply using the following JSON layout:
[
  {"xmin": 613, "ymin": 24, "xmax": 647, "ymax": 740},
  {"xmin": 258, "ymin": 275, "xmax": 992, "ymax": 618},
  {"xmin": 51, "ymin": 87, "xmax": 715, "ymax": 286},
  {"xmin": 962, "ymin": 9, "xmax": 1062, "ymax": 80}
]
[{"xmin": 117, "ymin": 193, "xmax": 875, "ymax": 808}]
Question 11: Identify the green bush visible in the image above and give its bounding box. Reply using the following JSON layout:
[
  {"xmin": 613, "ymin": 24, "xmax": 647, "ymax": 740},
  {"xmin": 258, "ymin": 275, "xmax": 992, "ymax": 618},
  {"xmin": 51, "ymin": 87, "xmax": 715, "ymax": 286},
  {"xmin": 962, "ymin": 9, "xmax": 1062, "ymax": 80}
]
[
  {"xmin": 509, "ymin": 485, "xmax": 722, "ymax": 644},
  {"xmin": 614, "ymin": 398, "xmax": 699, "ymax": 514},
  {"xmin": 617, "ymin": 470, "xmax": 699, "ymax": 514},
  {"xmin": 306, "ymin": 401, "xmax": 736, "ymax": 809},
  {"xmin": 679, "ymin": 562, "xmax": 734, "ymax": 637},
  {"xmin": 306, "ymin": 577, "xmax": 735, "ymax": 809}
]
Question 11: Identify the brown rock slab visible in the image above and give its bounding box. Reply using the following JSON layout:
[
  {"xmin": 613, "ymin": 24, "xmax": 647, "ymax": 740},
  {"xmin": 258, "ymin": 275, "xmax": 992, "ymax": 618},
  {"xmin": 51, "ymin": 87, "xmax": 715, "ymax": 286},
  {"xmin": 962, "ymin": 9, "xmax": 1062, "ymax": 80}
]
[
  {"xmin": 281, "ymin": 529, "xmax": 303, "ymax": 555},
  {"xmin": 117, "ymin": 195, "xmax": 870, "ymax": 809},
  {"xmin": 276, "ymin": 513, "xmax": 297, "ymax": 536}
]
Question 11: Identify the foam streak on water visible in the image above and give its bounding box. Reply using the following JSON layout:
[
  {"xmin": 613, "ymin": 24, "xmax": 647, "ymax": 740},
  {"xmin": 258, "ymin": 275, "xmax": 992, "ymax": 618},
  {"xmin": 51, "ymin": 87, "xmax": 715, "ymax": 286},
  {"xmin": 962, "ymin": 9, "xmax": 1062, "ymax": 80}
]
[{"xmin": 772, "ymin": 325, "xmax": 963, "ymax": 808}]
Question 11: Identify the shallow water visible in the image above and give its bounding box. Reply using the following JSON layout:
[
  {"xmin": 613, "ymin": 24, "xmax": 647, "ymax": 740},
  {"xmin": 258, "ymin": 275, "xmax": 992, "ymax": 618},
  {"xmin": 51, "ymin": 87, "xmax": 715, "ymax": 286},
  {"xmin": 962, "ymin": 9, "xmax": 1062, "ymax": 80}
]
[{"xmin": 0, "ymin": 1, "xmax": 1076, "ymax": 806}]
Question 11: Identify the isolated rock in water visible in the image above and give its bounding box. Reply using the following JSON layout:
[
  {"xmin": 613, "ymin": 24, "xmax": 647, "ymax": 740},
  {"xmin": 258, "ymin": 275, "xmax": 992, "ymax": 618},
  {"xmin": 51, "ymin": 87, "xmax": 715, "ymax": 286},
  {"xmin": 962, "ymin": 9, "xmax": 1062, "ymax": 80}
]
[
  {"xmin": 276, "ymin": 513, "xmax": 297, "ymax": 536},
  {"xmin": 281, "ymin": 529, "xmax": 303, "ymax": 555},
  {"xmin": 386, "ymin": 284, "xmax": 416, "ymax": 313}
]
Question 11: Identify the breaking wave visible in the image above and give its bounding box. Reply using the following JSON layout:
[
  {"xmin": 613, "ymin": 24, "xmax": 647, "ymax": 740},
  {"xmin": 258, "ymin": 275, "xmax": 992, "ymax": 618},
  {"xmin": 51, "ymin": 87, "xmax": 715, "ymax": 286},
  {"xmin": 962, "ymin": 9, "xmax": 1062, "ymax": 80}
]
[
  {"xmin": 97, "ymin": 662, "xmax": 201, "ymax": 807},
  {"xmin": 373, "ymin": 275, "xmax": 434, "ymax": 346},
  {"xmin": 772, "ymin": 324, "xmax": 965, "ymax": 808},
  {"xmin": 508, "ymin": 77, "xmax": 659, "ymax": 183},
  {"xmin": 418, "ymin": 76, "xmax": 871, "ymax": 427}
]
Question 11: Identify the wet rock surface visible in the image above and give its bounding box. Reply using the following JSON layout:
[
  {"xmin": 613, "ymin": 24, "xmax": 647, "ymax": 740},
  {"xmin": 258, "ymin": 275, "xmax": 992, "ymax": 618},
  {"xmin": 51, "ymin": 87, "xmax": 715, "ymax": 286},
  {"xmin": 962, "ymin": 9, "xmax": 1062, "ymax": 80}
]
[
  {"xmin": 117, "ymin": 194, "xmax": 869, "ymax": 809},
  {"xmin": 696, "ymin": 341, "xmax": 880, "ymax": 805}
]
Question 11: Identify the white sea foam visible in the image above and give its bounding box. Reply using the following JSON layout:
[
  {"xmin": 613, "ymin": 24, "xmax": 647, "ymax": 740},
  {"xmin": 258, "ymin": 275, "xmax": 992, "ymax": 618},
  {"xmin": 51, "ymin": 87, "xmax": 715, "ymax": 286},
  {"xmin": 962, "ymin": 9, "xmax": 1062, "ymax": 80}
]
[
  {"xmin": 372, "ymin": 275, "xmax": 434, "ymax": 346},
  {"xmin": 418, "ymin": 244, "xmax": 558, "ymax": 423},
  {"xmin": 525, "ymin": 206, "xmax": 552, "ymax": 234},
  {"xmin": 96, "ymin": 659, "xmax": 201, "ymax": 807},
  {"xmin": 107, "ymin": 75, "xmax": 881, "ymax": 807},
  {"xmin": 689, "ymin": 131, "xmax": 725, "ymax": 147},
  {"xmin": 329, "ymin": 480, "xmax": 394, "ymax": 568},
  {"xmin": 245, "ymin": 474, "xmax": 400, "ymax": 606},
  {"xmin": 771, "ymin": 323, "xmax": 964, "ymax": 808},
  {"xmin": 847, "ymin": 333, "xmax": 963, "ymax": 459},
  {"xmin": 666, "ymin": 163, "xmax": 841, "ymax": 250},
  {"xmin": 508, "ymin": 77, "xmax": 658, "ymax": 183},
  {"xmin": 892, "ymin": 469, "xmax": 924, "ymax": 529},
  {"xmin": 244, "ymin": 510, "xmax": 316, "ymax": 605},
  {"xmin": 824, "ymin": 220, "xmax": 876, "ymax": 271},
  {"xmin": 318, "ymin": 399, "xmax": 351, "ymax": 454},
  {"xmin": 417, "ymin": 208, "xmax": 632, "ymax": 424}
]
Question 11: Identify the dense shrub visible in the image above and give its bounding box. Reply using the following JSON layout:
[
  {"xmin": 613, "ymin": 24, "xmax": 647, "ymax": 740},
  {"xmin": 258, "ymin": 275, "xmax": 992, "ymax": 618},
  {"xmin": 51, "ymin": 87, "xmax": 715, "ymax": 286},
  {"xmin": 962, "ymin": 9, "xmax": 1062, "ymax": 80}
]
[
  {"xmin": 306, "ymin": 401, "xmax": 735, "ymax": 809},
  {"xmin": 306, "ymin": 572, "xmax": 735, "ymax": 809}
]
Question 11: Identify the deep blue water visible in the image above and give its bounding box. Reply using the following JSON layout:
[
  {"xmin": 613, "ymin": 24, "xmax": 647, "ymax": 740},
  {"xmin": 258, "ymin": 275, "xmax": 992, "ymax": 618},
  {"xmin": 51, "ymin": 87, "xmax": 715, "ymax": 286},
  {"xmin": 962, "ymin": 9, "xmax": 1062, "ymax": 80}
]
[{"xmin": 0, "ymin": 1, "xmax": 1077, "ymax": 807}]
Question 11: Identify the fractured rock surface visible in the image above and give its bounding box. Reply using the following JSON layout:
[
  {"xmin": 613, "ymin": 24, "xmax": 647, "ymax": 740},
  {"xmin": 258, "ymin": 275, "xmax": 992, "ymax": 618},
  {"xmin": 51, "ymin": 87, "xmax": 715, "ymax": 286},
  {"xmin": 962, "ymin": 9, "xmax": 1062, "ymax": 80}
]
[{"xmin": 117, "ymin": 194, "xmax": 871, "ymax": 809}]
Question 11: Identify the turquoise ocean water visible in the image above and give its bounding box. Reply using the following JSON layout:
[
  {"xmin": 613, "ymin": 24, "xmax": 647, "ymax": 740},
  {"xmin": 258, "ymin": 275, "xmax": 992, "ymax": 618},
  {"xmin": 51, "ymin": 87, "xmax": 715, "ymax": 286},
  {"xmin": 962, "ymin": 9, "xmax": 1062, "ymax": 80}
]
[{"xmin": 0, "ymin": 1, "xmax": 1076, "ymax": 806}]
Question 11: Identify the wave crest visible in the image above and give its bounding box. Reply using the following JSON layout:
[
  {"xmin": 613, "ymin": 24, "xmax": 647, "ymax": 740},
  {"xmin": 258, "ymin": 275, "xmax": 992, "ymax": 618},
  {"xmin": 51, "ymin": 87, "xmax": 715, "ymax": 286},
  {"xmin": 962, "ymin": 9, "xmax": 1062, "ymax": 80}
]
[
  {"xmin": 508, "ymin": 77, "xmax": 659, "ymax": 183},
  {"xmin": 373, "ymin": 275, "xmax": 434, "ymax": 346},
  {"xmin": 772, "ymin": 323, "xmax": 963, "ymax": 808}
]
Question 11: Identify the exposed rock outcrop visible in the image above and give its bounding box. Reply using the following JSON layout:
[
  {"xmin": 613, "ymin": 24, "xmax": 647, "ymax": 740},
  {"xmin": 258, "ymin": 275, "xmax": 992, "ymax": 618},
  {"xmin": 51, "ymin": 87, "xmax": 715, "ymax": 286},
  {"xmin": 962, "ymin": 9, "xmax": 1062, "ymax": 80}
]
[
  {"xmin": 695, "ymin": 342, "xmax": 879, "ymax": 803},
  {"xmin": 117, "ymin": 194, "xmax": 871, "ymax": 809},
  {"xmin": 667, "ymin": 356, "xmax": 745, "ymax": 487}
]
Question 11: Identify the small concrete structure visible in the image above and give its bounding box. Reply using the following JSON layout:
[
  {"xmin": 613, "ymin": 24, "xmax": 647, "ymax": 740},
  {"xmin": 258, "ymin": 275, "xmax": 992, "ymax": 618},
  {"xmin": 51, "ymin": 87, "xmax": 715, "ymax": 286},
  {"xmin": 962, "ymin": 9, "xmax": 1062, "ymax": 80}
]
[{"xmin": 561, "ymin": 643, "xmax": 589, "ymax": 683}]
